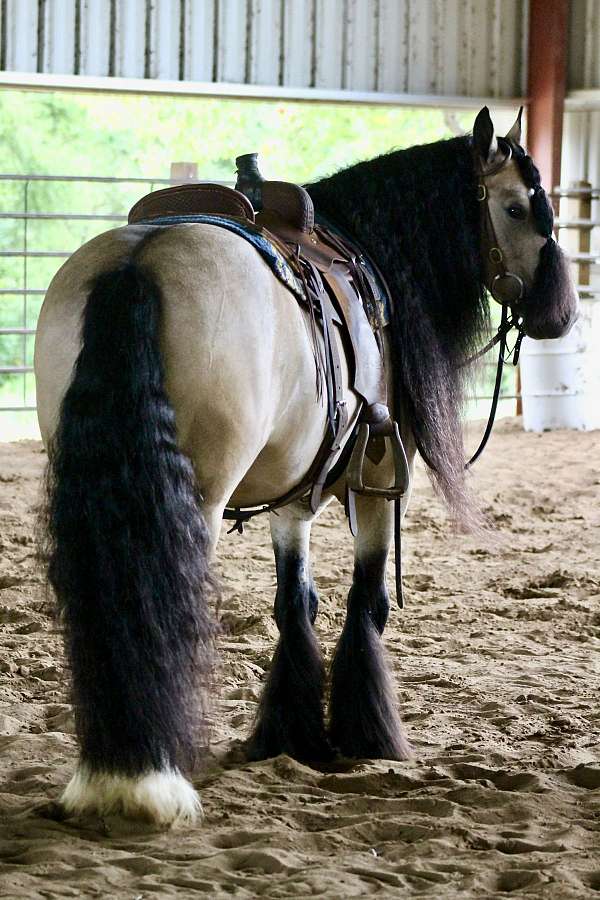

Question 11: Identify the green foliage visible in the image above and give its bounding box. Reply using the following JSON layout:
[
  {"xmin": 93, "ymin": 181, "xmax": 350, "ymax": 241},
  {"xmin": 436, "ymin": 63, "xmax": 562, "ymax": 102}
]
[{"xmin": 0, "ymin": 89, "xmax": 455, "ymax": 180}]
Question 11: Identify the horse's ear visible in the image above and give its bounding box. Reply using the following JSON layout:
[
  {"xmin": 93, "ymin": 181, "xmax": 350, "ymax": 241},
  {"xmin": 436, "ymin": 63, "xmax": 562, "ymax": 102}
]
[
  {"xmin": 473, "ymin": 106, "xmax": 498, "ymax": 165},
  {"xmin": 505, "ymin": 106, "xmax": 523, "ymax": 146}
]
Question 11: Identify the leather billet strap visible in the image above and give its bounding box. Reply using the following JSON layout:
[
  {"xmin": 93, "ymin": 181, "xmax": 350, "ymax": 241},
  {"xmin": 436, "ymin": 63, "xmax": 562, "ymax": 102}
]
[
  {"xmin": 308, "ymin": 263, "xmax": 350, "ymax": 513},
  {"xmin": 317, "ymin": 222, "xmax": 389, "ymax": 349}
]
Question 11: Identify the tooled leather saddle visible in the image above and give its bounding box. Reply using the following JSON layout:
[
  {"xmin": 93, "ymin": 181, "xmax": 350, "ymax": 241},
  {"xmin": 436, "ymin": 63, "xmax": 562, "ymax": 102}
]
[{"xmin": 127, "ymin": 154, "xmax": 410, "ymax": 542}]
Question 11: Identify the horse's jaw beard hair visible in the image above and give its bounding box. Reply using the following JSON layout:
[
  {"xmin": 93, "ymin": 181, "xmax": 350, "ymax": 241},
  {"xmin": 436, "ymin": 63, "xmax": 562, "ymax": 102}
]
[
  {"xmin": 307, "ymin": 136, "xmax": 489, "ymax": 529},
  {"xmin": 524, "ymin": 239, "xmax": 578, "ymax": 340}
]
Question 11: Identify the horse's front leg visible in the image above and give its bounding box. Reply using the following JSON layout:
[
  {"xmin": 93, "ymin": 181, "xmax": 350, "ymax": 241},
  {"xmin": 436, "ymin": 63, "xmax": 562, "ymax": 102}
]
[
  {"xmin": 329, "ymin": 494, "xmax": 411, "ymax": 760},
  {"xmin": 246, "ymin": 501, "xmax": 331, "ymax": 762}
]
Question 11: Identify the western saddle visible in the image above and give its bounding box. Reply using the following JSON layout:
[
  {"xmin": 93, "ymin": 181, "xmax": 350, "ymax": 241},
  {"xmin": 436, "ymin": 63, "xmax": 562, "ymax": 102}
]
[{"xmin": 128, "ymin": 154, "xmax": 410, "ymax": 548}]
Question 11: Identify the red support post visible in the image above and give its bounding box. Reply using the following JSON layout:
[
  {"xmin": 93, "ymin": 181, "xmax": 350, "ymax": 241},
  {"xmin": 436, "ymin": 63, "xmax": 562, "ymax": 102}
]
[
  {"xmin": 527, "ymin": 0, "xmax": 569, "ymax": 191},
  {"xmin": 519, "ymin": 0, "xmax": 569, "ymax": 417}
]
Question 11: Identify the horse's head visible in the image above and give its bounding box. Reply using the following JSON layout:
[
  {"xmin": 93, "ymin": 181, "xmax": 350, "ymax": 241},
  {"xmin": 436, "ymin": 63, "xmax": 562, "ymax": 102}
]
[{"xmin": 472, "ymin": 107, "xmax": 578, "ymax": 340}]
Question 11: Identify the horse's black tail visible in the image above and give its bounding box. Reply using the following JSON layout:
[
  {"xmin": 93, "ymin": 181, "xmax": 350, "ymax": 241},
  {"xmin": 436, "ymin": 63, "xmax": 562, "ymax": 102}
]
[{"xmin": 44, "ymin": 237, "xmax": 216, "ymax": 821}]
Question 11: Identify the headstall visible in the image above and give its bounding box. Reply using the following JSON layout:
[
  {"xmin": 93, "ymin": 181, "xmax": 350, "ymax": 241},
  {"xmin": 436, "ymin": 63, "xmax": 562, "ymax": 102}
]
[{"xmin": 464, "ymin": 142, "xmax": 528, "ymax": 468}]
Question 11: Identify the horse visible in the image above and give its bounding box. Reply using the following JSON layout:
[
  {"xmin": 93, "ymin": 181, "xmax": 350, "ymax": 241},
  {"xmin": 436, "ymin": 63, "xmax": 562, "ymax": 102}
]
[{"xmin": 34, "ymin": 107, "xmax": 578, "ymax": 826}]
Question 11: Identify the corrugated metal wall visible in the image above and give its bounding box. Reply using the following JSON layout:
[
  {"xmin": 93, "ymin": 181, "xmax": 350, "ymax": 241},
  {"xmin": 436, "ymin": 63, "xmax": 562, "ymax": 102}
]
[
  {"xmin": 0, "ymin": 0, "xmax": 528, "ymax": 99},
  {"xmin": 568, "ymin": 0, "xmax": 600, "ymax": 93},
  {"xmin": 564, "ymin": 1, "xmax": 600, "ymax": 189},
  {"xmin": 559, "ymin": 1, "xmax": 600, "ymax": 378}
]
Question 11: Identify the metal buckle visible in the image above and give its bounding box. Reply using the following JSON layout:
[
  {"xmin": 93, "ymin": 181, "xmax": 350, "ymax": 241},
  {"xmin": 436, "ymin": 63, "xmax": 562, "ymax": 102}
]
[
  {"xmin": 477, "ymin": 184, "xmax": 487, "ymax": 202},
  {"xmin": 489, "ymin": 246, "xmax": 503, "ymax": 264},
  {"xmin": 491, "ymin": 271, "xmax": 525, "ymax": 305},
  {"xmin": 347, "ymin": 420, "xmax": 410, "ymax": 500}
]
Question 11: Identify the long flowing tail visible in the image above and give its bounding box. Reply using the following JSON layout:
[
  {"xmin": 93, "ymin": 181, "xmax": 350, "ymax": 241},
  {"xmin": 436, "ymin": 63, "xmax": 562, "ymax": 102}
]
[{"xmin": 44, "ymin": 238, "xmax": 216, "ymax": 825}]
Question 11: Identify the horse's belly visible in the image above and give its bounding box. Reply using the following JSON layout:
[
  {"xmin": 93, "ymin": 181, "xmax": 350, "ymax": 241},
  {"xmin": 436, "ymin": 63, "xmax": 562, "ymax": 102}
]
[
  {"xmin": 227, "ymin": 321, "xmax": 359, "ymax": 508},
  {"xmin": 170, "ymin": 312, "xmax": 359, "ymax": 509}
]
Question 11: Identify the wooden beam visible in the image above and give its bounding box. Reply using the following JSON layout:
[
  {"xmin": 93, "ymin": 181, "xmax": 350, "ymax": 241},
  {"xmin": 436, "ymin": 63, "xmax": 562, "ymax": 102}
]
[
  {"xmin": 527, "ymin": 0, "xmax": 569, "ymax": 190},
  {"xmin": 0, "ymin": 70, "xmax": 526, "ymax": 110}
]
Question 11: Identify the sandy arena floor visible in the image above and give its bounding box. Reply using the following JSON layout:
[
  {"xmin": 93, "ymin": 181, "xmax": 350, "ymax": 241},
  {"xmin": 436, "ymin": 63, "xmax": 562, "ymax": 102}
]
[{"xmin": 0, "ymin": 420, "xmax": 599, "ymax": 898}]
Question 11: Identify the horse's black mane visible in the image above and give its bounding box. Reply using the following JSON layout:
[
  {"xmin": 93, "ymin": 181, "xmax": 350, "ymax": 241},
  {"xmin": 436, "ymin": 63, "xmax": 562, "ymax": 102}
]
[
  {"xmin": 511, "ymin": 142, "xmax": 554, "ymax": 237},
  {"xmin": 308, "ymin": 136, "xmax": 488, "ymax": 522}
]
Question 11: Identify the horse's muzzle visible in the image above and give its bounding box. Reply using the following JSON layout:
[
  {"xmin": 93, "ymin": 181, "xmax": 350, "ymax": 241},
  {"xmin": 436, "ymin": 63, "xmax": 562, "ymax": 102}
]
[{"xmin": 523, "ymin": 302, "xmax": 578, "ymax": 340}]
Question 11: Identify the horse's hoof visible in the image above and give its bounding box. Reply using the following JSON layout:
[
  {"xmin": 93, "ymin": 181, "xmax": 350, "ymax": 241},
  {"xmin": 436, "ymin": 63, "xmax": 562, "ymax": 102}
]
[
  {"xmin": 329, "ymin": 735, "xmax": 412, "ymax": 763},
  {"xmin": 60, "ymin": 765, "xmax": 203, "ymax": 827},
  {"xmin": 35, "ymin": 800, "xmax": 70, "ymax": 821},
  {"xmin": 245, "ymin": 733, "xmax": 335, "ymax": 765}
]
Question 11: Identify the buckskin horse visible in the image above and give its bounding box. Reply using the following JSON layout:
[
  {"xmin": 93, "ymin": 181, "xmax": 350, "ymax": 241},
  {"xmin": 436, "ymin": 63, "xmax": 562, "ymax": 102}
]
[{"xmin": 34, "ymin": 108, "xmax": 577, "ymax": 826}]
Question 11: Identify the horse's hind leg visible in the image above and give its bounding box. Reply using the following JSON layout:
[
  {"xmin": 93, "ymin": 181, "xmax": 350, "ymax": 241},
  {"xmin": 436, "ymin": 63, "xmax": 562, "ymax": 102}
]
[
  {"xmin": 246, "ymin": 502, "xmax": 331, "ymax": 762},
  {"xmin": 329, "ymin": 495, "xmax": 410, "ymax": 760}
]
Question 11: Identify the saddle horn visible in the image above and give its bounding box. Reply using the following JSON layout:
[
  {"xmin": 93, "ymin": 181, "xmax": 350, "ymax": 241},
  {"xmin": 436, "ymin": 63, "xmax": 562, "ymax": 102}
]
[{"xmin": 235, "ymin": 152, "xmax": 265, "ymax": 212}]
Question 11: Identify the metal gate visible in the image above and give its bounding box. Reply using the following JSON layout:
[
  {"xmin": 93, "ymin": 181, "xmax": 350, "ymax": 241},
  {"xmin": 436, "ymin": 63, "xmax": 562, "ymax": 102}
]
[{"xmin": 0, "ymin": 173, "xmax": 176, "ymax": 436}]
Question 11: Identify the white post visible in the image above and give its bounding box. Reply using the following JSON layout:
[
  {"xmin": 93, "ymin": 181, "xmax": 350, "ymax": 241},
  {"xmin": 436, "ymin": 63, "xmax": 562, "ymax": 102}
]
[{"xmin": 170, "ymin": 162, "xmax": 198, "ymax": 183}]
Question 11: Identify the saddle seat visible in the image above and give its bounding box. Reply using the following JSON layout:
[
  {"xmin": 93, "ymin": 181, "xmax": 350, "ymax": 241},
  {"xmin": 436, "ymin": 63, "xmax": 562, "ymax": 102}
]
[{"xmin": 128, "ymin": 181, "xmax": 256, "ymax": 223}]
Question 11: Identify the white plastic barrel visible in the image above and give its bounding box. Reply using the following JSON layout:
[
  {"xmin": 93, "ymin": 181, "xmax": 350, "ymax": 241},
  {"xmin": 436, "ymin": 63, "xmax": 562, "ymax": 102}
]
[{"xmin": 520, "ymin": 298, "xmax": 600, "ymax": 431}]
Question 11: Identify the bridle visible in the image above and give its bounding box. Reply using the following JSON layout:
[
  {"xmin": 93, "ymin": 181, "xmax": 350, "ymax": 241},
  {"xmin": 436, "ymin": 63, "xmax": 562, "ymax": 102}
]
[
  {"xmin": 464, "ymin": 141, "xmax": 528, "ymax": 467},
  {"xmin": 478, "ymin": 142, "xmax": 527, "ymax": 312}
]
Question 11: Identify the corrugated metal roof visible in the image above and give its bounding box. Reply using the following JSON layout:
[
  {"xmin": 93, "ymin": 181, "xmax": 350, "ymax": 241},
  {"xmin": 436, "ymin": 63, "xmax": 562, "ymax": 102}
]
[{"xmin": 0, "ymin": 0, "xmax": 529, "ymax": 99}]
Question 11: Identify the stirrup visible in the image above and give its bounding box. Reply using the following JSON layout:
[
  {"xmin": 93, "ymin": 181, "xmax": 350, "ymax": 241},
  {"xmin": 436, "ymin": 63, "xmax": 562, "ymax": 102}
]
[{"xmin": 346, "ymin": 419, "xmax": 410, "ymax": 499}]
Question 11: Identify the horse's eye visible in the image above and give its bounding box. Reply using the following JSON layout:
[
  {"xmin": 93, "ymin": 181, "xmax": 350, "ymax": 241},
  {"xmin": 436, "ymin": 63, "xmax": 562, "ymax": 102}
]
[{"xmin": 506, "ymin": 204, "xmax": 527, "ymax": 221}]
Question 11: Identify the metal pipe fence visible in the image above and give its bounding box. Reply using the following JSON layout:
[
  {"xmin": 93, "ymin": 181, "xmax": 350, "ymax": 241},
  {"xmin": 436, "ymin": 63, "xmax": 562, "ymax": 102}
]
[
  {"xmin": 0, "ymin": 173, "xmax": 183, "ymax": 430},
  {"xmin": 0, "ymin": 175, "xmax": 597, "ymax": 436}
]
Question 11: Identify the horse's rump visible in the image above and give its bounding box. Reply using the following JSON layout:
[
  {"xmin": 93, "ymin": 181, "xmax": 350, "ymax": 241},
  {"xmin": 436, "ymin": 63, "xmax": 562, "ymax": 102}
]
[{"xmin": 36, "ymin": 221, "xmax": 356, "ymax": 511}]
